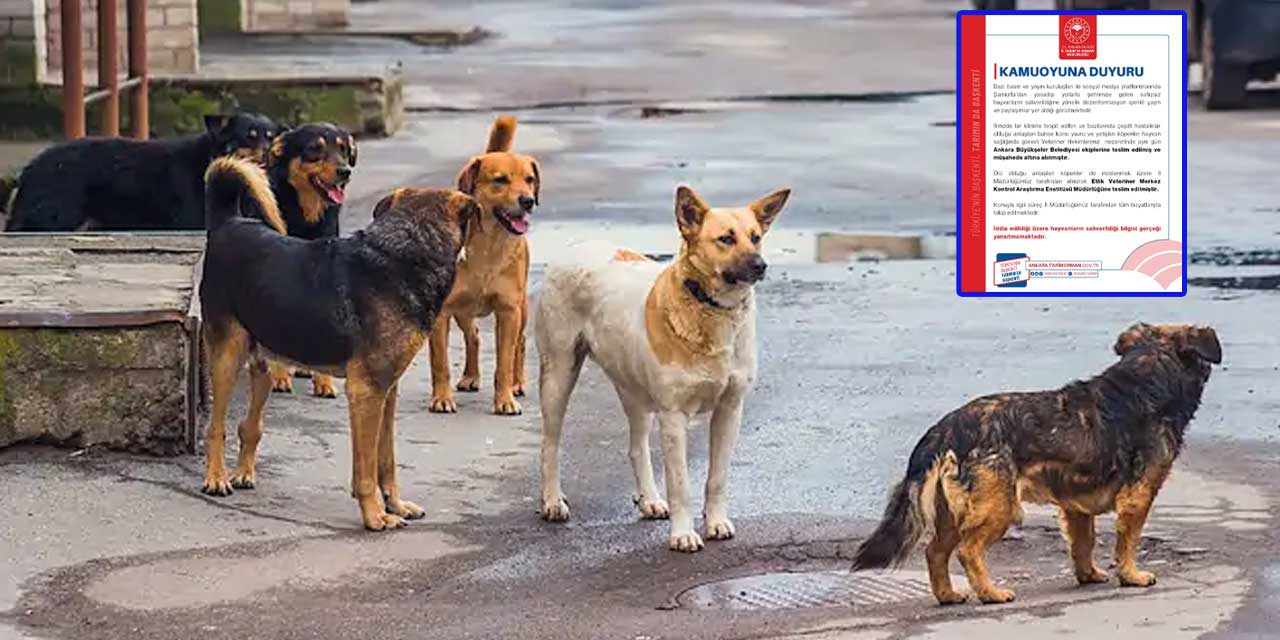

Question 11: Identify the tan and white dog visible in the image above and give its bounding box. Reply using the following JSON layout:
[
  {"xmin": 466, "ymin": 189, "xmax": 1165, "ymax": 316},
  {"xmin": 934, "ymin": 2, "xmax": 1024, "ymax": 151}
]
[{"xmin": 535, "ymin": 185, "xmax": 790, "ymax": 551}]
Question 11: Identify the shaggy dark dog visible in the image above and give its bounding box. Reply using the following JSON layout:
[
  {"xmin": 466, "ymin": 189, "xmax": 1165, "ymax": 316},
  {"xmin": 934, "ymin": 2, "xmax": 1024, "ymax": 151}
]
[
  {"xmin": 5, "ymin": 112, "xmax": 281, "ymax": 231},
  {"xmin": 198, "ymin": 156, "xmax": 473, "ymax": 531},
  {"xmin": 852, "ymin": 323, "xmax": 1220, "ymax": 606}
]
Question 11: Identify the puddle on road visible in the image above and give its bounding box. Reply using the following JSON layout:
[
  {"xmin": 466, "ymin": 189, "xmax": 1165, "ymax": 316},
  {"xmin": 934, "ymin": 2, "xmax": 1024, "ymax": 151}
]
[{"xmin": 83, "ymin": 531, "xmax": 479, "ymax": 611}]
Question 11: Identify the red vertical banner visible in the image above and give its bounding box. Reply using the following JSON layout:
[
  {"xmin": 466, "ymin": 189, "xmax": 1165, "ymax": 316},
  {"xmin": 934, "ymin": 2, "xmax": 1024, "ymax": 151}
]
[{"xmin": 959, "ymin": 14, "xmax": 986, "ymax": 293}]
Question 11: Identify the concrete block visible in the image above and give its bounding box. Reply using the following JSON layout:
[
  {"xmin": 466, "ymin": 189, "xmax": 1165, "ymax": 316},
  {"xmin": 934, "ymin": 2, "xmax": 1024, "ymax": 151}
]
[
  {"xmin": 164, "ymin": 6, "xmax": 194, "ymax": 26},
  {"xmin": 172, "ymin": 46, "xmax": 196, "ymax": 72},
  {"xmin": 0, "ymin": 235, "xmax": 205, "ymax": 455},
  {"xmin": 151, "ymin": 25, "xmax": 195, "ymax": 48}
]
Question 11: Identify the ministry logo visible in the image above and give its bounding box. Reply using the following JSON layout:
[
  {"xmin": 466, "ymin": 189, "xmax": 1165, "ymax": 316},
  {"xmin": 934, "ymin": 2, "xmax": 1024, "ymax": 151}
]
[{"xmin": 1059, "ymin": 15, "xmax": 1098, "ymax": 60}]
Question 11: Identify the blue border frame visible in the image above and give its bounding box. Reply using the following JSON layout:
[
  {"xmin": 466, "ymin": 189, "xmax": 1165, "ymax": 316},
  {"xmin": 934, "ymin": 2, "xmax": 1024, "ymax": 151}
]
[{"xmin": 954, "ymin": 9, "xmax": 1188, "ymax": 298}]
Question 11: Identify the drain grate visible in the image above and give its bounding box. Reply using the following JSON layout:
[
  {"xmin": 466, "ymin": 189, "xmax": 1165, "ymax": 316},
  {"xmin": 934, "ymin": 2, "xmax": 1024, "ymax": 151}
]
[{"xmin": 677, "ymin": 570, "xmax": 945, "ymax": 610}]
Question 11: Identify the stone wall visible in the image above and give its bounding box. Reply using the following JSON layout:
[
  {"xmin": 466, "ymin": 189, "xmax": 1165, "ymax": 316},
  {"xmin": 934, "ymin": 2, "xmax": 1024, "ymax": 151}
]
[{"xmin": 245, "ymin": 0, "xmax": 347, "ymax": 30}]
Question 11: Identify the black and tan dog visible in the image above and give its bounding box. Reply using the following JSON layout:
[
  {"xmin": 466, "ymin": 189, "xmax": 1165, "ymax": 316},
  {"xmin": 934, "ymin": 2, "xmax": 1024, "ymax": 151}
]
[
  {"xmin": 6, "ymin": 112, "xmax": 280, "ymax": 231},
  {"xmin": 261, "ymin": 122, "xmax": 358, "ymax": 398},
  {"xmin": 424, "ymin": 115, "xmax": 538, "ymax": 415},
  {"xmin": 853, "ymin": 323, "xmax": 1221, "ymax": 605},
  {"xmin": 200, "ymin": 156, "xmax": 472, "ymax": 530}
]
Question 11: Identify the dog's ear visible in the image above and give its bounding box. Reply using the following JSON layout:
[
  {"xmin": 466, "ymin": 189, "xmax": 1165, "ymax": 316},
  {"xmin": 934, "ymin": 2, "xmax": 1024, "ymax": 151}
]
[
  {"xmin": 749, "ymin": 188, "xmax": 791, "ymax": 233},
  {"xmin": 1181, "ymin": 326, "xmax": 1222, "ymax": 364},
  {"xmin": 204, "ymin": 114, "xmax": 231, "ymax": 134},
  {"xmin": 450, "ymin": 191, "xmax": 481, "ymax": 225},
  {"xmin": 269, "ymin": 130, "xmax": 289, "ymax": 165},
  {"xmin": 457, "ymin": 157, "xmax": 483, "ymax": 195},
  {"xmin": 1113, "ymin": 322, "xmax": 1153, "ymax": 356},
  {"xmin": 675, "ymin": 185, "xmax": 710, "ymax": 239},
  {"xmin": 530, "ymin": 158, "xmax": 541, "ymax": 205},
  {"xmin": 372, "ymin": 189, "xmax": 401, "ymax": 220},
  {"xmin": 345, "ymin": 134, "xmax": 358, "ymax": 168}
]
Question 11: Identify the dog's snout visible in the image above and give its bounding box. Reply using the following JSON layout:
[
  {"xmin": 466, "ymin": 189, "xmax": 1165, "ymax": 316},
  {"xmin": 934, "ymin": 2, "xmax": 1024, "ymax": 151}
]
[
  {"xmin": 336, "ymin": 165, "xmax": 352, "ymax": 181},
  {"xmin": 748, "ymin": 254, "xmax": 767, "ymax": 279},
  {"xmin": 518, "ymin": 195, "xmax": 536, "ymax": 212}
]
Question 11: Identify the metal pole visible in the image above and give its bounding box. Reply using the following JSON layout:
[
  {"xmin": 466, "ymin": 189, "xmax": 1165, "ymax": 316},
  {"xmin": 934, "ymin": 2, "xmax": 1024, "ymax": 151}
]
[
  {"xmin": 98, "ymin": 0, "xmax": 120, "ymax": 136},
  {"xmin": 127, "ymin": 0, "xmax": 148, "ymax": 140},
  {"xmin": 61, "ymin": 0, "xmax": 85, "ymax": 139}
]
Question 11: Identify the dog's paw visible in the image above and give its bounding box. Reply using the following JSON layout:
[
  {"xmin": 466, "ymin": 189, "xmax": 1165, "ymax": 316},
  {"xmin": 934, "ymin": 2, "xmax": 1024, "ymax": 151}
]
[
  {"xmin": 1076, "ymin": 566, "xmax": 1109, "ymax": 585},
  {"xmin": 229, "ymin": 468, "xmax": 256, "ymax": 490},
  {"xmin": 541, "ymin": 495, "xmax": 571, "ymax": 522},
  {"xmin": 934, "ymin": 590, "xmax": 968, "ymax": 606},
  {"xmin": 456, "ymin": 376, "xmax": 480, "ymax": 392},
  {"xmin": 270, "ymin": 373, "xmax": 294, "ymax": 393},
  {"xmin": 311, "ymin": 376, "xmax": 339, "ymax": 399},
  {"xmin": 704, "ymin": 517, "xmax": 736, "ymax": 541},
  {"xmin": 202, "ymin": 471, "xmax": 234, "ymax": 497},
  {"xmin": 385, "ymin": 498, "xmax": 426, "ymax": 520},
  {"xmin": 513, "ymin": 383, "xmax": 526, "ymax": 397},
  {"xmin": 669, "ymin": 530, "xmax": 705, "ymax": 553},
  {"xmin": 429, "ymin": 396, "xmax": 458, "ymax": 413},
  {"xmin": 1119, "ymin": 570, "xmax": 1157, "ymax": 587},
  {"xmin": 634, "ymin": 495, "xmax": 670, "ymax": 519},
  {"xmin": 494, "ymin": 398, "xmax": 523, "ymax": 416},
  {"xmin": 977, "ymin": 587, "xmax": 1016, "ymax": 604},
  {"xmin": 363, "ymin": 512, "xmax": 408, "ymax": 531}
]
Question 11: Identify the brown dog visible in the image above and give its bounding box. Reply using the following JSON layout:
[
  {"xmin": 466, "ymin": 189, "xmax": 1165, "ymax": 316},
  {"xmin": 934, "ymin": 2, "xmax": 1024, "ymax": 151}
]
[
  {"xmin": 853, "ymin": 323, "xmax": 1221, "ymax": 605},
  {"xmin": 427, "ymin": 115, "xmax": 539, "ymax": 416}
]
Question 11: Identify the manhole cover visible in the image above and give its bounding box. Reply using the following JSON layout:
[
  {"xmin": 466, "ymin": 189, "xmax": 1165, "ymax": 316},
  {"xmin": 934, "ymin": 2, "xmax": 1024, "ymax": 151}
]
[{"xmin": 677, "ymin": 570, "xmax": 947, "ymax": 610}]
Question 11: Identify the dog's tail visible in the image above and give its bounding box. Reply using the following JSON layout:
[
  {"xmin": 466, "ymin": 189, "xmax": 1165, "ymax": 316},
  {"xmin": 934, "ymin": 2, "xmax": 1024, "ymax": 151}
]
[
  {"xmin": 204, "ymin": 156, "xmax": 286, "ymax": 234},
  {"xmin": 852, "ymin": 429, "xmax": 957, "ymax": 571},
  {"xmin": 486, "ymin": 115, "xmax": 517, "ymax": 153}
]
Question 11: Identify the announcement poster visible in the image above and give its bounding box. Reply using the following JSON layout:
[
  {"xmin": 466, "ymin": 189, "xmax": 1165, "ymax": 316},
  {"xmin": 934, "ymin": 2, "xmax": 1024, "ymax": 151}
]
[{"xmin": 956, "ymin": 11, "xmax": 1186, "ymax": 296}]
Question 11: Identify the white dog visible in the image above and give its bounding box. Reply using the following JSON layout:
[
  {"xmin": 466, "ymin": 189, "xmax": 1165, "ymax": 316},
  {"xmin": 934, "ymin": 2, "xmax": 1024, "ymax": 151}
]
[{"xmin": 534, "ymin": 185, "xmax": 790, "ymax": 551}]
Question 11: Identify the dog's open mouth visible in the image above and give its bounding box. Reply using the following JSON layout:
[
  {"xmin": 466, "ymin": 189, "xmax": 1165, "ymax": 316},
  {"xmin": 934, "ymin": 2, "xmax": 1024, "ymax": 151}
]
[
  {"xmin": 495, "ymin": 209, "xmax": 530, "ymax": 235},
  {"xmin": 311, "ymin": 175, "xmax": 347, "ymax": 205}
]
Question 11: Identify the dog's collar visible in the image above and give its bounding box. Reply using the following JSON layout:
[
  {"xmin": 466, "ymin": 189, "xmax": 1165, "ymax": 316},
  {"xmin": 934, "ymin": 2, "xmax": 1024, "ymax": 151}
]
[{"xmin": 684, "ymin": 278, "xmax": 733, "ymax": 311}]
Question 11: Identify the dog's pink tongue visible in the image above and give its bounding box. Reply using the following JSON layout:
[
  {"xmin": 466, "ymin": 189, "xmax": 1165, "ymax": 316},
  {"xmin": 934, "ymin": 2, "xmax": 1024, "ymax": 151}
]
[
  {"xmin": 508, "ymin": 214, "xmax": 530, "ymax": 234},
  {"xmin": 324, "ymin": 185, "xmax": 346, "ymax": 204}
]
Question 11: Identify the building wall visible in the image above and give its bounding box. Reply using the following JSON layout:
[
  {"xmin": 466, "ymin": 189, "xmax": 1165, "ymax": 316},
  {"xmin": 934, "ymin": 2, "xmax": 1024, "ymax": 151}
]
[
  {"xmin": 0, "ymin": 0, "xmax": 47, "ymax": 83},
  {"xmin": 43, "ymin": 0, "xmax": 198, "ymax": 81},
  {"xmin": 245, "ymin": 0, "xmax": 347, "ymax": 30}
]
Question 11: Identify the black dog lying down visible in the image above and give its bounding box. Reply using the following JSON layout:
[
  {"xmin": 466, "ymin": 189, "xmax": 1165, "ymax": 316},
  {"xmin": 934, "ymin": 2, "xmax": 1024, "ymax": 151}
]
[
  {"xmin": 5, "ymin": 112, "xmax": 282, "ymax": 231},
  {"xmin": 853, "ymin": 323, "xmax": 1220, "ymax": 606},
  {"xmin": 199, "ymin": 156, "xmax": 474, "ymax": 530}
]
